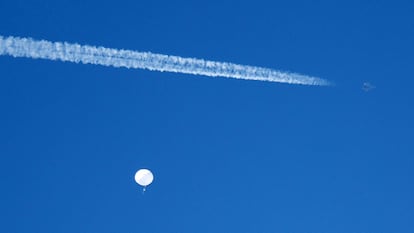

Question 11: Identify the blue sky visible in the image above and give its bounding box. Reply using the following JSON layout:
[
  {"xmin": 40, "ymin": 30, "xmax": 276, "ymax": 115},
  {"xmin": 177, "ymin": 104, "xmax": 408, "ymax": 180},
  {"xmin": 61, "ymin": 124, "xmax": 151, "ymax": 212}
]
[{"xmin": 1, "ymin": 1, "xmax": 413, "ymax": 233}]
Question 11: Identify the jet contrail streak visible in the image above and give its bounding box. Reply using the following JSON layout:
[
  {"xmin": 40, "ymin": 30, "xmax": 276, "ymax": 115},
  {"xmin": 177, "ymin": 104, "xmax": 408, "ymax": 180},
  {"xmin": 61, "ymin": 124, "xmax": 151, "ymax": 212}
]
[{"xmin": 0, "ymin": 35, "xmax": 330, "ymax": 85}]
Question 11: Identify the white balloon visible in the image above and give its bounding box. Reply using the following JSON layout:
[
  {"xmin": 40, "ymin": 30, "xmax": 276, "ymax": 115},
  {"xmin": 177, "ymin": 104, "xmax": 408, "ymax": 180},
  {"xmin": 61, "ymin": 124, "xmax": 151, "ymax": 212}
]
[{"xmin": 134, "ymin": 169, "xmax": 154, "ymax": 187}]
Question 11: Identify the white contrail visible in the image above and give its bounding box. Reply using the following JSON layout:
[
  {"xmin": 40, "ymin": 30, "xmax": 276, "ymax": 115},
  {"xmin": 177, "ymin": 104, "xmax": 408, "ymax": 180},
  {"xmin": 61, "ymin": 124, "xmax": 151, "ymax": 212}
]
[{"xmin": 0, "ymin": 35, "xmax": 330, "ymax": 85}]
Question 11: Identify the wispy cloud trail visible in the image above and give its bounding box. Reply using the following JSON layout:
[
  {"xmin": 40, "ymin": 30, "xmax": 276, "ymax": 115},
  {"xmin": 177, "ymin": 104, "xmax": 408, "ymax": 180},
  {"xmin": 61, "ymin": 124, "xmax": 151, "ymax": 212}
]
[{"xmin": 0, "ymin": 35, "xmax": 330, "ymax": 85}]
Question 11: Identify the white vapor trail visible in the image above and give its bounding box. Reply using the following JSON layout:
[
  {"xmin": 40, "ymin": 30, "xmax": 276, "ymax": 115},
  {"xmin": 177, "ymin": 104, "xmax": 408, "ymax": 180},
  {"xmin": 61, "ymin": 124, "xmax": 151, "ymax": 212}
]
[{"xmin": 0, "ymin": 35, "xmax": 329, "ymax": 85}]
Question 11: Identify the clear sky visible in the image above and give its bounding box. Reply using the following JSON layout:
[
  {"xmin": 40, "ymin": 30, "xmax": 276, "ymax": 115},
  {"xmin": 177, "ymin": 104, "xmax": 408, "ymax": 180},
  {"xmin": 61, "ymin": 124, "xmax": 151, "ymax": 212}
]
[{"xmin": 0, "ymin": 1, "xmax": 413, "ymax": 233}]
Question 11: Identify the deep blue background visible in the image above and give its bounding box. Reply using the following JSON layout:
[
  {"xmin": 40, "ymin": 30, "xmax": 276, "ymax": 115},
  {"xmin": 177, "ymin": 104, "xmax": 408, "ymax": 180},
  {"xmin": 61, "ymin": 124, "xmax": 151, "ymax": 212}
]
[{"xmin": 1, "ymin": 1, "xmax": 413, "ymax": 233}]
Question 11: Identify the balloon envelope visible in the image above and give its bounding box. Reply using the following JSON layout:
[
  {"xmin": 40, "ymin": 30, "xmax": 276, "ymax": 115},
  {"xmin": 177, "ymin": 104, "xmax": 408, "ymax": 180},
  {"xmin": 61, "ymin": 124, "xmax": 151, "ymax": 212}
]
[{"xmin": 135, "ymin": 169, "xmax": 154, "ymax": 186}]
